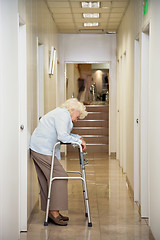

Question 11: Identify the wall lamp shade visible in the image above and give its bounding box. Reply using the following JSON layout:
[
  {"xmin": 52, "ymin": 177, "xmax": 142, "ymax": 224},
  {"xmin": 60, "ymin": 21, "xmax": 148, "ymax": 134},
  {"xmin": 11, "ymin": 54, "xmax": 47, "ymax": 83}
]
[{"xmin": 49, "ymin": 46, "xmax": 56, "ymax": 75}]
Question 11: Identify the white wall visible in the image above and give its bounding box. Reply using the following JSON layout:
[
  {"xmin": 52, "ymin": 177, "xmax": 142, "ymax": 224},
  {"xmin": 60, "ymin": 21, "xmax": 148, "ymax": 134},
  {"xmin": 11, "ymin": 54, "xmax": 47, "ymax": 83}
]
[
  {"xmin": 0, "ymin": 0, "xmax": 58, "ymax": 239},
  {"xmin": 0, "ymin": 0, "xmax": 19, "ymax": 239},
  {"xmin": 149, "ymin": 1, "xmax": 160, "ymax": 239},
  {"xmin": 117, "ymin": 0, "xmax": 135, "ymax": 186},
  {"xmin": 58, "ymin": 34, "xmax": 117, "ymax": 153},
  {"xmin": 18, "ymin": 0, "xmax": 58, "ymax": 221},
  {"xmin": 117, "ymin": 0, "xmax": 160, "ymax": 239}
]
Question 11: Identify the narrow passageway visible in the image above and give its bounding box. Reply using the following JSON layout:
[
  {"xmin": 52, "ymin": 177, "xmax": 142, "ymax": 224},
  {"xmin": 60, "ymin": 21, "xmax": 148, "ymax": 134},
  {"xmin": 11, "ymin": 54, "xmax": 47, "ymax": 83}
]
[{"xmin": 20, "ymin": 152, "xmax": 154, "ymax": 240}]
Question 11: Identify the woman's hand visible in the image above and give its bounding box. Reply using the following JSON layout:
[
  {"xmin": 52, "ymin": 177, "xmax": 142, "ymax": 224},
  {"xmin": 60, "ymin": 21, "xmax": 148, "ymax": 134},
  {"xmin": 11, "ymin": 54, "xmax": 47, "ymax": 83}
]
[{"xmin": 80, "ymin": 138, "xmax": 87, "ymax": 152}]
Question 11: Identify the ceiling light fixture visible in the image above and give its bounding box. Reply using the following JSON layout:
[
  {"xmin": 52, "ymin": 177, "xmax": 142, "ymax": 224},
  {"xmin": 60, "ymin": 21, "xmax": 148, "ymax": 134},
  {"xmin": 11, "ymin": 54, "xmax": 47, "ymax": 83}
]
[
  {"xmin": 81, "ymin": 2, "xmax": 100, "ymax": 8},
  {"xmin": 84, "ymin": 22, "xmax": 99, "ymax": 27},
  {"xmin": 83, "ymin": 13, "xmax": 100, "ymax": 18},
  {"xmin": 78, "ymin": 29, "xmax": 104, "ymax": 33},
  {"xmin": 49, "ymin": 46, "xmax": 56, "ymax": 76},
  {"xmin": 107, "ymin": 31, "xmax": 116, "ymax": 34}
]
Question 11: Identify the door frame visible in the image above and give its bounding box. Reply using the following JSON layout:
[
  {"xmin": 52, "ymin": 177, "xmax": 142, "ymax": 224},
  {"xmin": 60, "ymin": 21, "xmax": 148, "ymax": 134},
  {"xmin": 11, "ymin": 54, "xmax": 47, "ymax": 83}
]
[
  {"xmin": 36, "ymin": 38, "xmax": 44, "ymax": 124},
  {"xmin": 140, "ymin": 23, "xmax": 150, "ymax": 218},
  {"xmin": 122, "ymin": 52, "xmax": 127, "ymax": 173},
  {"xmin": 117, "ymin": 52, "xmax": 127, "ymax": 173},
  {"xmin": 18, "ymin": 15, "xmax": 27, "ymax": 231},
  {"xmin": 119, "ymin": 56, "xmax": 123, "ymax": 168},
  {"xmin": 64, "ymin": 61, "xmax": 111, "ymax": 154},
  {"xmin": 116, "ymin": 59, "xmax": 120, "ymax": 160},
  {"xmin": 134, "ymin": 38, "xmax": 140, "ymax": 202}
]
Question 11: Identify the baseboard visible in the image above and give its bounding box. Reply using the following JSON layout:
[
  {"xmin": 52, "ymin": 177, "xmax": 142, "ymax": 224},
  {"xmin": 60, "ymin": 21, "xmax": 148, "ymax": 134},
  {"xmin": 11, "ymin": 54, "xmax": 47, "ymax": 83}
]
[
  {"xmin": 138, "ymin": 203, "xmax": 141, "ymax": 215},
  {"xmin": 126, "ymin": 176, "xmax": 141, "ymax": 216},
  {"xmin": 126, "ymin": 176, "xmax": 143, "ymax": 218},
  {"xmin": 27, "ymin": 199, "xmax": 39, "ymax": 226},
  {"xmin": 126, "ymin": 175, "xmax": 134, "ymax": 200}
]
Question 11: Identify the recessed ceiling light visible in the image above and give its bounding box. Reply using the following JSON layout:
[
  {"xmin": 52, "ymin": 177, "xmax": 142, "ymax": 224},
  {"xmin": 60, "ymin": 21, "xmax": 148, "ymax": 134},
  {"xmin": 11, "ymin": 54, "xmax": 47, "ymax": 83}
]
[
  {"xmin": 83, "ymin": 13, "xmax": 100, "ymax": 18},
  {"xmin": 107, "ymin": 31, "xmax": 116, "ymax": 34},
  {"xmin": 102, "ymin": 7, "xmax": 110, "ymax": 9},
  {"xmin": 78, "ymin": 29, "xmax": 104, "ymax": 33},
  {"xmin": 81, "ymin": 2, "xmax": 100, "ymax": 8},
  {"xmin": 84, "ymin": 22, "xmax": 99, "ymax": 27}
]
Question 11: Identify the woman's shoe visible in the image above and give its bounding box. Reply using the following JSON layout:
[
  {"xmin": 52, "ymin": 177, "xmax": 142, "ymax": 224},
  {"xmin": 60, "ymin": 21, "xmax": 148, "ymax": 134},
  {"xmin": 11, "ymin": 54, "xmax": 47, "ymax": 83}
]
[
  {"xmin": 48, "ymin": 213, "xmax": 68, "ymax": 226},
  {"xmin": 59, "ymin": 213, "xmax": 69, "ymax": 221}
]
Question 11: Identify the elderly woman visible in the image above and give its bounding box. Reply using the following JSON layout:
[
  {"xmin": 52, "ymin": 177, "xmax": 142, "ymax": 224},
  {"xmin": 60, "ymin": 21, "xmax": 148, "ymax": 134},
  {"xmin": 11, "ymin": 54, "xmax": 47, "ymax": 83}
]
[{"xmin": 30, "ymin": 98, "xmax": 88, "ymax": 226}]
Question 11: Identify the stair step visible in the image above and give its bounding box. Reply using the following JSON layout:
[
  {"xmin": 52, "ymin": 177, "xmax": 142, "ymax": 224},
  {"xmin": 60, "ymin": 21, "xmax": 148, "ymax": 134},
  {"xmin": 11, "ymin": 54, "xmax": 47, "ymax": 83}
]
[
  {"xmin": 86, "ymin": 105, "xmax": 109, "ymax": 112},
  {"xmin": 74, "ymin": 120, "xmax": 108, "ymax": 127},
  {"xmin": 85, "ymin": 112, "xmax": 108, "ymax": 120},
  {"xmin": 72, "ymin": 127, "xmax": 108, "ymax": 135},
  {"xmin": 68, "ymin": 103, "xmax": 109, "ymax": 153},
  {"xmin": 82, "ymin": 135, "xmax": 109, "ymax": 144},
  {"xmin": 67, "ymin": 143, "xmax": 108, "ymax": 152}
]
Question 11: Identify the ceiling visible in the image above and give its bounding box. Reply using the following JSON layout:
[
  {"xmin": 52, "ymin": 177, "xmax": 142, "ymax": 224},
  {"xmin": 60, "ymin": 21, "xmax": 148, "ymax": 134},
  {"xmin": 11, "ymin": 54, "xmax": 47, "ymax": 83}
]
[{"xmin": 46, "ymin": 0, "xmax": 130, "ymax": 34}]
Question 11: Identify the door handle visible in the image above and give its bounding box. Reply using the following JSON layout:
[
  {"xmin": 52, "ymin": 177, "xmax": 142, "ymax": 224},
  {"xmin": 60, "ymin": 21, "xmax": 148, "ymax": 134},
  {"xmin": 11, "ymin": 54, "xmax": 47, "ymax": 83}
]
[{"xmin": 20, "ymin": 125, "xmax": 24, "ymax": 130}]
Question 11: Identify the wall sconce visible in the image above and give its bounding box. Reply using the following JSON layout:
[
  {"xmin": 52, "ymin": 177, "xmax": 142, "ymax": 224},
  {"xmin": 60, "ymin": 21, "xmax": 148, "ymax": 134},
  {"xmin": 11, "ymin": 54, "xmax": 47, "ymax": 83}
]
[{"xmin": 49, "ymin": 46, "xmax": 56, "ymax": 76}]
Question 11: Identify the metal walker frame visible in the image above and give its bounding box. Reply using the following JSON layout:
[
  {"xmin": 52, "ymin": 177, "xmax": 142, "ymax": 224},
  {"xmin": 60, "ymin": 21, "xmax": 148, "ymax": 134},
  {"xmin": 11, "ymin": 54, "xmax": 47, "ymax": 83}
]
[{"xmin": 44, "ymin": 141, "xmax": 92, "ymax": 227}]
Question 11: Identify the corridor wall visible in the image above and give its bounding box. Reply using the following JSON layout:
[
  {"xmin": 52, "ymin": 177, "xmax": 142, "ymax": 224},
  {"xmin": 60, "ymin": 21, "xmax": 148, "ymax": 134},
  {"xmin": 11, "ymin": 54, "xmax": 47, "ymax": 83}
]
[
  {"xmin": 58, "ymin": 33, "xmax": 117, "ymax": 153},
  {"xmin": 0, "ymin": 1, "xmax": 19, "ymax": 239},
  {"xmin": 117, "ymin": 0, "xmax": 135, "ymax": 192},
  {"xmin": 18, "ymin": 0, "xmax": 58, "ymax": 225},
  {"xmin": 117, "ymin": 0, "xmax": 160, "ymax": 239},
  {"xmin": 0, "ymin": 0, "xmax": 58, "ymax": 239},
  {"xmin": 148, "ymin": 1, "xmax": 160, "ymax": 239}
]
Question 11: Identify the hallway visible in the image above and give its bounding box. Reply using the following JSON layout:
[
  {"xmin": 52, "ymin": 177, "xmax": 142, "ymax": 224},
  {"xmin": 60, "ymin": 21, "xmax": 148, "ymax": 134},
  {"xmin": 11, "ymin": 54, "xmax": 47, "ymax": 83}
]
[
  {"xmin": 2, "ymin": 0, "xmax": 160, "ymax": 239},
  {"xmin": 20, "ymin": 152, "xmax": 154, "ymax": 240}
]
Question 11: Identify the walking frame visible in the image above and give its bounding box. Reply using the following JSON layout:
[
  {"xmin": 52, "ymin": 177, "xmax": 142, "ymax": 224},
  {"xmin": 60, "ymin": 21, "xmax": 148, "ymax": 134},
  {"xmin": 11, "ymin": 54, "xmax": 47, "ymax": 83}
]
[{"xmin": 44, "ymin": 141, "xmax": 92, "ymax": 227}]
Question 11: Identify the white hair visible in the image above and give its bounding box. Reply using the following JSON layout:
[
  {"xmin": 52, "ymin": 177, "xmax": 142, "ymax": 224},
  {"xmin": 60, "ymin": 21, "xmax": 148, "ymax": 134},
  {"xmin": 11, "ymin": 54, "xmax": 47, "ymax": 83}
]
[{"xmin": 60, "ymin": 98, "xmax": 88, "ymax": 119}]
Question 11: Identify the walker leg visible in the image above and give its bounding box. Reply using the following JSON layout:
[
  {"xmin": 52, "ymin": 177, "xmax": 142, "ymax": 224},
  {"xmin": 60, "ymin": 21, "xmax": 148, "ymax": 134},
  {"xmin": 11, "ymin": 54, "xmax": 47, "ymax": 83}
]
[
  {"xmin": 81, "ymin": 166, "xmax": 88, "ymax": 217},
  {"xmin": 44, "ymin": 165, "xmax": 54, "ymax": 226},
  {"xmin": 88, "ymin": 222, "xmax": 92, "ymax": 227},
  {"xmin": 44, "ymin": 193, "xmax": 51, "ymax": 226},
  {"xmin": 44, "ymin": 221, "xmax": 48, "ymax": 226},
  {"xmin": 81, "ymin": 168, "xmax": 92, "ymax": 227},
  {"xmin": 44, "ymin": 144, "xmax": 58, "ymax": 226},
  {"xmin": 44, "ymin": 172, "xmax": 53, "ymax": 226}
]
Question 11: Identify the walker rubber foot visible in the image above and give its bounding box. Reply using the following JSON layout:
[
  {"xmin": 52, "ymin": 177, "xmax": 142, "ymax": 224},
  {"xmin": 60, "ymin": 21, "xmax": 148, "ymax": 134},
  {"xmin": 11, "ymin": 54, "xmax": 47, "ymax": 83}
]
[
  {"xmin": 44, "ymin": 221, "xmax": 48, "ymax": 226},
  {"xmin": 88, "ymin": 222, "xmax": 92, "ymax": 227},
  {"xmin": 85, "ymin": 213, "xmax": 88, "ymax": 217}
]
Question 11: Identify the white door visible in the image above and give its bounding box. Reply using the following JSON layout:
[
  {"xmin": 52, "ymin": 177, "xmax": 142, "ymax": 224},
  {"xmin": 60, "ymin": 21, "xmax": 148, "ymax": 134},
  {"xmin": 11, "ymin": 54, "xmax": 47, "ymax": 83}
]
[
  {"xmin": 140, "ymin": 26, "xmax": 150, "ymax": 218},
  {"xmin": 134, "ymin": 39, "xmax": 140, "ymax": 202},
  {"xmin": 18, "ymin": 20, "xmax": 27, "ymax": 231},
  {"xmin": 122, "ymin": 52, "xmax": 127, "ymax": 173},
  {"xmin": 119, "ymin": 57, "xmax": 123, "ymax": 168},
  {"xmin": 116, "ymin": 60, "xmax": 120, "ymax": 160},
  {"xmin": 37, "ymin": 39, "xmax": 44, "ymax": 124}
]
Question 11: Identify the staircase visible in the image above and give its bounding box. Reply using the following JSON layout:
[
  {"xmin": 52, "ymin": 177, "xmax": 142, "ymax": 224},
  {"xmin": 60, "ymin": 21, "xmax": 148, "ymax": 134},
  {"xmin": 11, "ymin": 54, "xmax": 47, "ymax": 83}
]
[{"xmin": 68, "ymin": 104, "xmax": 109, "ymax": 152}]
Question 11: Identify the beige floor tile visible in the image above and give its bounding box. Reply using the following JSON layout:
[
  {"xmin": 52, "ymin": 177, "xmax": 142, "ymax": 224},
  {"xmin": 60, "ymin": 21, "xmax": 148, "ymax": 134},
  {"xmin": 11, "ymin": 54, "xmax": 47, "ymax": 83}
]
[
  {"xmin": 100, "ymin": 224, "xmax": 155, "ymax": 240},
  {"xmin": 20, "ymin": 152, "xmax": 155, "ymax": 240},
  {"xmin": 48, "ymin": 225, "xmax": 101, "ymax": 240},
  {"xmin": 20, "ymin": 229, "xmax": 50, "ymax": 240}
]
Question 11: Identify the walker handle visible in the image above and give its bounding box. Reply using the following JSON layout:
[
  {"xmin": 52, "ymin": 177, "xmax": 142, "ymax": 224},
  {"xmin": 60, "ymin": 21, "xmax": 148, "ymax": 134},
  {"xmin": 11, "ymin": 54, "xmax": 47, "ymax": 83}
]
[
  {"xmin": 59, "ymin": 141, "xmax": 83, "ymax": 153},
  {"xmin": 59, "ymin": 142, "xmax": 71, "ymax": 145}
]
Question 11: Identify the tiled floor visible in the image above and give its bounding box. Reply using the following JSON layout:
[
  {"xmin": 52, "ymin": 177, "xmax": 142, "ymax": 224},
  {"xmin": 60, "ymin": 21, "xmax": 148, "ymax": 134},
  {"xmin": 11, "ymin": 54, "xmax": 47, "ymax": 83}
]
[{"xmin": 20, "ymin": 152, "xmax": 155, "ymax": 240}]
